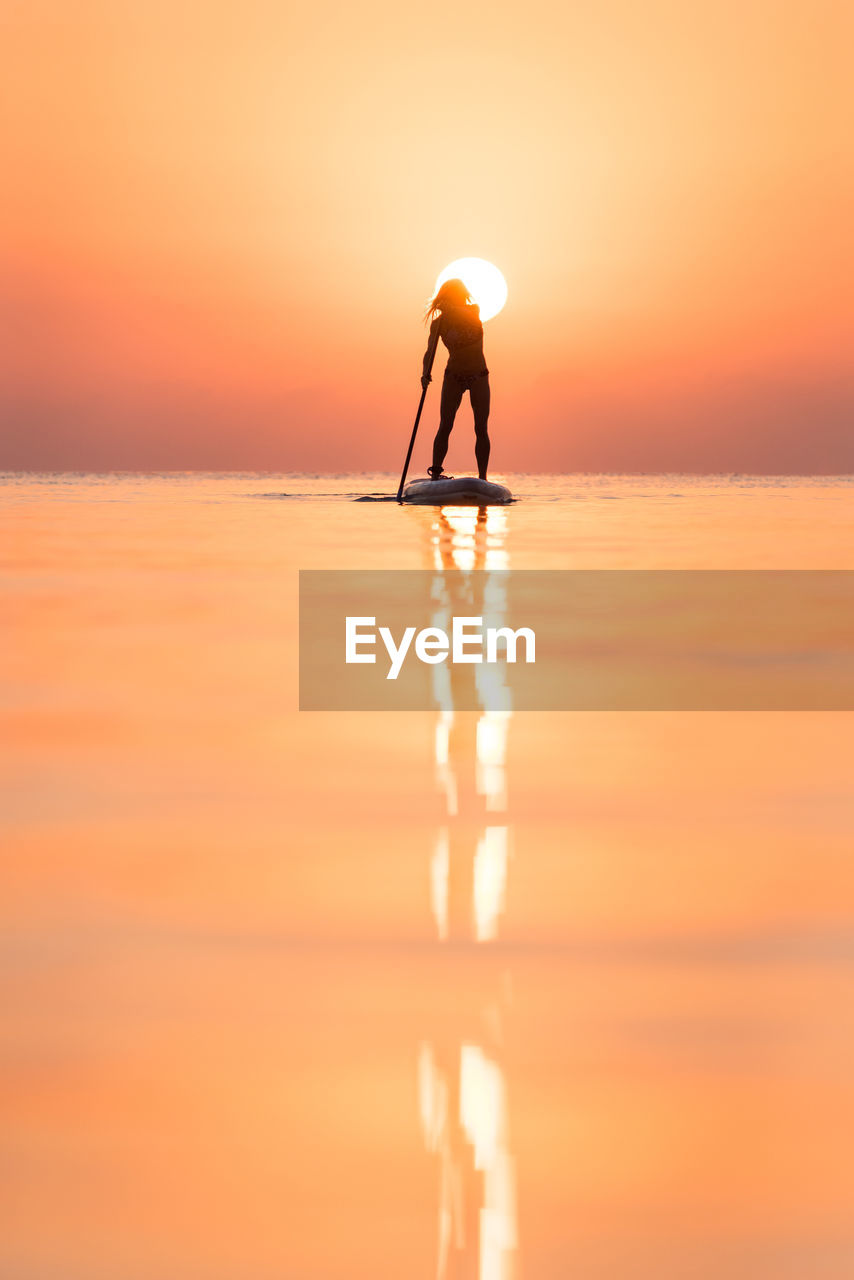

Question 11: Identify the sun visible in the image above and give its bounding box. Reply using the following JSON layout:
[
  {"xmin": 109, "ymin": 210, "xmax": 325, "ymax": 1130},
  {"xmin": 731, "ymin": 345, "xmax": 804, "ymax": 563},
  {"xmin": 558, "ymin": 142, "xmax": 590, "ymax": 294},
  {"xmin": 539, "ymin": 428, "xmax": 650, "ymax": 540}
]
[{"xmin": 435, "ymin": 258, "xmax": 508, "ymax": 322}]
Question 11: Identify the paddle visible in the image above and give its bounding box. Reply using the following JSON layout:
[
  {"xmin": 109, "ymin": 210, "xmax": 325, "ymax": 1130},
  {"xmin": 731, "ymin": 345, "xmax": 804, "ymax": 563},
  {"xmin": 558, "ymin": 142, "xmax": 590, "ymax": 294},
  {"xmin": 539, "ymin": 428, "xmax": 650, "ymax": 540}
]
[{"xmin": 396, "ymin": 320, "xmax": 442, "ymax": 502}]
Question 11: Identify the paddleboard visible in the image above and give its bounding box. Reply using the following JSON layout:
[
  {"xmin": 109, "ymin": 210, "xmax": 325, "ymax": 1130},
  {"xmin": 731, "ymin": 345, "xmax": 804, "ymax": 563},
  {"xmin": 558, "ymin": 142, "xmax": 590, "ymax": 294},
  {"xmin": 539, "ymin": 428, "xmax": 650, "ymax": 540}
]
[{"xmin": 402, "ymin": 476, "xmax": 513, "ymax": 505}]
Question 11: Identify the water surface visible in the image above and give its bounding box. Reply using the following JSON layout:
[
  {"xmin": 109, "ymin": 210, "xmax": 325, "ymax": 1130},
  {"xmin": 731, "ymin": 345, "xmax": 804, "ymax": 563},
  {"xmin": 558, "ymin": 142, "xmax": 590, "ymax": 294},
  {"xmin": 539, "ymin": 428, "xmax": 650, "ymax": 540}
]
[{"xmin": 3, "ymin": 472, "xmax": 854, "ymax": 1279}]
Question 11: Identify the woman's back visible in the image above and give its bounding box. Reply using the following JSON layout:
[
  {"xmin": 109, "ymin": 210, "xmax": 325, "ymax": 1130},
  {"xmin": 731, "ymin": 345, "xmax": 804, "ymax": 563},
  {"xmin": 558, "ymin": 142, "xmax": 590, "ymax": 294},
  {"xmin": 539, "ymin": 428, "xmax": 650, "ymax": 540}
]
[{"xmin": 434, "ymin": 303, "xmax": 487, "ymax": 375}]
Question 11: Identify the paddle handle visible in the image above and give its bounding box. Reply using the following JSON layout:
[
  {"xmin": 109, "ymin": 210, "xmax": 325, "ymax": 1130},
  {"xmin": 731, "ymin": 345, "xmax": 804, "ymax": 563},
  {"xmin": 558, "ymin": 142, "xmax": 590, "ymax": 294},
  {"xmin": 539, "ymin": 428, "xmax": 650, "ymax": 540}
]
[{"xmin": 396, "ymin": 322, "xmax": 442, "ymax": 502}]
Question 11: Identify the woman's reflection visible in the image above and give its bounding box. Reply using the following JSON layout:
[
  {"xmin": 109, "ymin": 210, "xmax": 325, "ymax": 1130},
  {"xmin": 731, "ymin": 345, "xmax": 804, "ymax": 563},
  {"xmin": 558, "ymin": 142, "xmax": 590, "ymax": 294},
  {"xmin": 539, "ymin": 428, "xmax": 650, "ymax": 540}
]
[{"xmin": 417, "ymin": 505, "xmax": 517, "ymax": 1280}]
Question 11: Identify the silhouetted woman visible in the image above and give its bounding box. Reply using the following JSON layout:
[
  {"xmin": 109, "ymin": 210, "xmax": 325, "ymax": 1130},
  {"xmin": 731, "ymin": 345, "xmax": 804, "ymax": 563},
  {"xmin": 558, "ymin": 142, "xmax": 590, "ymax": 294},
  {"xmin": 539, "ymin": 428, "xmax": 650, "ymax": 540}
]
[{"xmin": 421, "ymin": 279, "xmax": 491, "ymax": 480}]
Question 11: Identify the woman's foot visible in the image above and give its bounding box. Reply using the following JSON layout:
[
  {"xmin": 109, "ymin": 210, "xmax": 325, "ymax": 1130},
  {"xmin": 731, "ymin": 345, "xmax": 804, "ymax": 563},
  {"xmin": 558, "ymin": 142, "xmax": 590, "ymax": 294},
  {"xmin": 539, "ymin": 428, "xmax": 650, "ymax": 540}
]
[{"xmin": 427, "ymin": 466, "xmax": 445, "ymax": 481}]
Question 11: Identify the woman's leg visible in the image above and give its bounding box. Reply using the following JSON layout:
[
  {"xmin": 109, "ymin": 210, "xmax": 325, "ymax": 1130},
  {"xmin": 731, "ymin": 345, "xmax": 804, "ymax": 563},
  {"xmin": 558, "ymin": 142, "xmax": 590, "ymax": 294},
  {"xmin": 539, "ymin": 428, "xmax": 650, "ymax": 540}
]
[
  {"xmin": 431, "ymin": 374, "xmax": 464, "ymax": 474},
  {"xmin": 470, "ymin": 376, "xmax": 491, "ymax": 479}
]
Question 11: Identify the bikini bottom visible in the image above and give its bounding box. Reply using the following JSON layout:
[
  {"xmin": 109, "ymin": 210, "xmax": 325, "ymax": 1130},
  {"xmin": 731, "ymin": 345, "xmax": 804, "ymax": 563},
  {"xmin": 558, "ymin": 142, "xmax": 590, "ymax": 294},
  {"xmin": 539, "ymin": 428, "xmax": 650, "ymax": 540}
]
[{"xmin": 444, "ymin": 369, "xmax": 489, "ymax": 392}]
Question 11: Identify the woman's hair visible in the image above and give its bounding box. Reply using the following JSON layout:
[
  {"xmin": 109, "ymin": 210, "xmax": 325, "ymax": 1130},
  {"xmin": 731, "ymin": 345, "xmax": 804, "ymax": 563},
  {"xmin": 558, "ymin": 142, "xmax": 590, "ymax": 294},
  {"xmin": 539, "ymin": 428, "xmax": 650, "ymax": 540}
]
[{"xmin": 424, "ymin": 277, "xmax": 472, "ymax": 323}]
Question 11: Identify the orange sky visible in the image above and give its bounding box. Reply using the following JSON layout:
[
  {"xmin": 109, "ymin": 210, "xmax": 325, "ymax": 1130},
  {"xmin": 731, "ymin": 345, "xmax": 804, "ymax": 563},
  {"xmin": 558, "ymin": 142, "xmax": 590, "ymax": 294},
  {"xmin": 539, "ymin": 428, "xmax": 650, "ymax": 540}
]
[{"xmin": 3, "ymin": 0, "xmax": 852, "ymax": 471}]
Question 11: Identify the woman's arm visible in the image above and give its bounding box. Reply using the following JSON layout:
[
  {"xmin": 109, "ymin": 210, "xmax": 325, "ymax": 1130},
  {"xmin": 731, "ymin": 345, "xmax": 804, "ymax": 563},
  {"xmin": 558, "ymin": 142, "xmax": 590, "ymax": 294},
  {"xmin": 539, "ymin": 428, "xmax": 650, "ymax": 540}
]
[{"xmin": 421, "ymin": 317, "xmax": 441, "ymax": 387}]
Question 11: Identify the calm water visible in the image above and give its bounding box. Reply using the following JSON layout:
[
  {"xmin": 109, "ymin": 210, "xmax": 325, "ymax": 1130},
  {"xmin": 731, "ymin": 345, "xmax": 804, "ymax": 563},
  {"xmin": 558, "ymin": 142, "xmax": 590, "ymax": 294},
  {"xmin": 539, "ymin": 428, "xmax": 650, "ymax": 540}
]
[{"xmin": 3, "ymin": 472, "xmax": 854, "ymax": 1279}]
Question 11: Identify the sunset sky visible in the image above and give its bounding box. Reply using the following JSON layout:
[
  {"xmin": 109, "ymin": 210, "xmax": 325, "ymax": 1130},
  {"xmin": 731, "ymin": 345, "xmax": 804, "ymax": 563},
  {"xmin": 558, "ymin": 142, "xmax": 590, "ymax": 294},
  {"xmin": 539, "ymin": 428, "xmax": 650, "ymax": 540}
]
[{"xmin": 3, "ymin": 0, "xmax": 852, "ymax": 472}]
